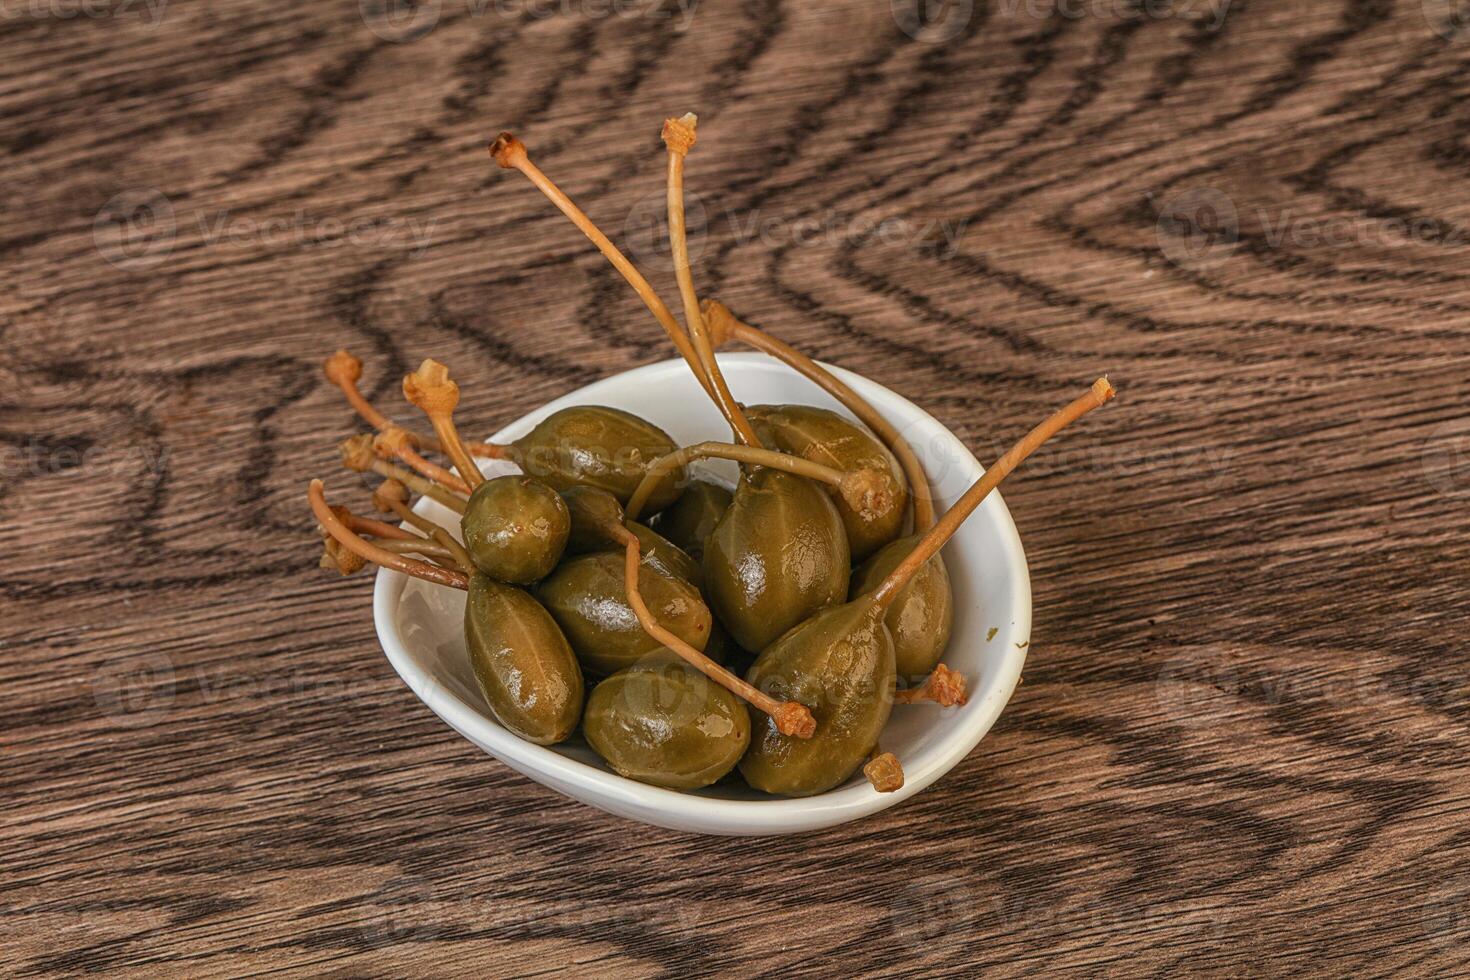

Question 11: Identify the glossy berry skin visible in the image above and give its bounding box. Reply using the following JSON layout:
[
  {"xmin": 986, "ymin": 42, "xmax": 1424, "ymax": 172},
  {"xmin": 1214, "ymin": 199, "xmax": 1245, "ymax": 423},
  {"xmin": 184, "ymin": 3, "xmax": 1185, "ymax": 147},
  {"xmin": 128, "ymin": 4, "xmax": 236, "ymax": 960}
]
[
  {"xmin": 464, "ymin": 574, "xmax": 583, "ymax": 745},
  {"xmin": 702, "ymin": 468, "xmax": 850, "ymax": 653},
  {"xmin": 461, "ymin": 476, "xmax": 570, "ymax": 584},
  {"xmin": 512, "ymin": 406, "xmax": 685, "ymax": 512},
  {"xmin": 850, "ymin": 533, "xmax": 954, "ymax": 680},
  {"xmin": 584, "ymin": 655, "xmax": 751, "ymax": 790},
  {"xmin": 748, "ymin": 404, "xmax": 908, "ymax": 562},
  {"xmin": 560, "ymin": 485, "xmax": 702, "ymax": 588},
  {"xmin": 650, "ymin": 479, "xmax": 732, "ymax": 561},
  {"xmin": 739, "ymin": 598, "xmax": 896, "ymax": 797},
  {"xmin": 537, "ymin": 551, "xmax": 712, "ymax": 677}
]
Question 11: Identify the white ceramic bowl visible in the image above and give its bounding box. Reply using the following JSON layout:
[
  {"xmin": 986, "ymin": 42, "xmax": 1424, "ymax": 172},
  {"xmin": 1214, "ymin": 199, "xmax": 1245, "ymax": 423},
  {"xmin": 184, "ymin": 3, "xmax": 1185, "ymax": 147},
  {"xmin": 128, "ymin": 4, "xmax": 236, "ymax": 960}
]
[{"xmin": 373, "ymin": 353, "xmax": 1030, "ymax": 835}]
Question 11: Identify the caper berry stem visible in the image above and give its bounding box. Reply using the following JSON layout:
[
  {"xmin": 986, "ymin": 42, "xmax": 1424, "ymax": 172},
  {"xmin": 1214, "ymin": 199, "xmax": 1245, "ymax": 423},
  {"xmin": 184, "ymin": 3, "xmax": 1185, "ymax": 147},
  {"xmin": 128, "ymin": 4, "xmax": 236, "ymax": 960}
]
[
  {"xmin": 324, "ymin": 349, "xmax": 413, "ymax": 441},
  {"xmin": 893, "ymin": 664, "xmax": 968, "ymax": 707},
  {"xmin": 341, "ymin": 435, "xmax": 468, "ymax": 515},
  {"xmin": 702, "ymin": 300, "xmax": 938, "ymax": 532},
  {"xmin": 325, "ymin": 504, "xmax": 461, "ymax": 568},
  {"xmin": 371, "ymin": 459, "xmax": 468, "ymax": 515},
  {"xmin": 870, "ymin": 378, "xmax": 1116, "ymax": 611},
  {"xmin": 611, "ymin": 526, "xmax": 816, "ymax": 739},
  {"xmin": 373, "ymin": 482, "xmax": 476, "ymax": 573},
  {"xmin": 662, "ymin": 115, "xmax": 765, "ymax": 450},
  {"xmin": 373, "ymin": 537, "xmax": 459, "ymax": 563},
  {"xmin": 488, "ymin": 132, "xmax": 717, "ymax": 403},
  {"xmin": 324, "ymin": 350, "xmax": 501, "ymax": 459},
  {"xmin": 402, "ymin": 360, "xmax": 486, "ymax": 492},
  {"xmin": 309, "ymin": 480, "xmax": 470, "ymax": 590},
  {"xmin": 374, "ymin": 427, "xmax": 473, "ymax": 496},
  {"xmin": 624, "ymin": 441, "xmax": 890, "ymax": 524},
  {"xmin": 328, "ymin": 503, "xmax": 417, "ymax": 542}
]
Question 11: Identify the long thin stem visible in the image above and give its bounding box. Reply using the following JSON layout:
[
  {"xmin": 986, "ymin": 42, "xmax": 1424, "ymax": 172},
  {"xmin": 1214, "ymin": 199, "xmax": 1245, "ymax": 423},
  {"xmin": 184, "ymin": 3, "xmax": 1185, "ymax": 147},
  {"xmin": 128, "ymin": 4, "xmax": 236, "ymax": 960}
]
[
  {"xmin": 402, "ymin": 360, "xmax": 485, "ymax": 492},
  {"xmin": 705, "ymin": 300, "xmax": 937, "ymax": 531},
  {"xmin": 488, "ymin": 133, "xmax": 716, "ymax": 402},
  {"xmin": 331, "ymin": 505, "xmax": 417, "ymax": 541},
  {"xmin": 662, "ymin": 115, "xmax": 763, "ymax": 448},
  {"xmin": 623, "ymin": 440, "xmax": 888, "ymax": 523},
  {"xmin": 871, "ymin": 379, "xmax": 1116, "ymax": 610},
  {"xmin": 328, "ymin": 505, "xmax": 460, "ymax": 567},
  {"xmin": 375, "ymin": 537, "xmax": 458, "ymax": 562},
  {"xmin": 375, "ymin": 428, "xmax": 472, "ymax": 496},
  {"xmin": 370, "ymin": 459, "xmax": 468, "ymax": 514},
  {"xmin": 427, "ymin": 416, "xmax": 485, "ymax": 492},
  {"xmin": 324, "ymin": 350, "xmax": 406, "ymax": 440},
  {"xmin": 310, "ymin": 480, "xmax": 469, "ymax": 590},
  {"xmin": 612, "ymin": 526, "xmax": 815, "ymax": 739},
  {"xmin": 324, "ymin": 350, "xmax": 501, "ymax": 458},
  {"xmin": 342, "ymin": 436, "xmax": 468, "ymax": 515},
  {"xmin": 377, "ymin": 493, "xmax": 475, "ymax": 573}
]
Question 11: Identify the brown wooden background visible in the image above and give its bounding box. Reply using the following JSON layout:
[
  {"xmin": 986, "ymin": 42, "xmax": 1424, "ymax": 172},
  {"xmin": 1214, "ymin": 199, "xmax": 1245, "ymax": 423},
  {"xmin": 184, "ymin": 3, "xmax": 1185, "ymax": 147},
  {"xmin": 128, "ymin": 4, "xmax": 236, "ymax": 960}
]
[{"xmin": 4, "ymin": 0, "xmax": 1469, "ymax": 975}]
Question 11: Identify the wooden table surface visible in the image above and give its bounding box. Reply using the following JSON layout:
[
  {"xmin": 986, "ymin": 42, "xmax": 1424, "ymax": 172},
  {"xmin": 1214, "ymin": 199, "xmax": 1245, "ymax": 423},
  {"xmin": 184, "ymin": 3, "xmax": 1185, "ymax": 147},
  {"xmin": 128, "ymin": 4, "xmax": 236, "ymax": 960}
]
[{"xmin": 4, "ymin": 0, "xmax": 1469, "ymax": 975}]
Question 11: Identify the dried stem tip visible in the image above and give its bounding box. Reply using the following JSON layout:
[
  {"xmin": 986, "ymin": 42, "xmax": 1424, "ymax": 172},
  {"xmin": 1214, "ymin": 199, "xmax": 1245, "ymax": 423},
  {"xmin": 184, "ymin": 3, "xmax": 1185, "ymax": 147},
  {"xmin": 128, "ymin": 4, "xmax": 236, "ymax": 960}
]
[
  {"xmin": 661, "ymin": 113, "xmax": 698, "ymax": 155},
  {"xmin": 864, "ymin": 752, "xmax": 905, "ymax": 793},
  {"xmin": 340, "ymin": 434, "xmax": 376, "ymax": 472},
  {"xmin": 309, "ymin": 480, "xmax": 469, "ymax": 590},
  {"xmin": 773, "ymin": 701, "xmax": 817, "ymax": 740},
  {"xmin": 371, "ymin": 479, "xmax": 411, "ymax": 513},
  {"xmin": 374, "ymin": 426, "xmax": 471, "ymax": 496},
  {"xmin": 927, "ymin": 664, "xmax": 968, "ymax": 706},
  {"xmin": 373, "ymin": 426, "xmax": 414, "ymax": 458},
  {"xmin": 402, "ymin": 359, "xmax": 483, "ymax": 492},
  {"xmin": 323, "ymin": 349, "xmax": 363, "ymax": 387},
  {"xmin": 895, "ymin": 664, "xmax": 969, "ymax": 707},
  {"xmin": 839, "ymin": 469, "xmax": 894, "ymax": 523},
  {"xmin": 319, "ymin": 537, "xmax": 367, "ymax": 575},
  {"xmin": 402, "ymin": 359, "xmax": 460, "ymax": 415},
  {"xmin": 489, "ymin": 132, "xmax": 527, "ymax": 169}
]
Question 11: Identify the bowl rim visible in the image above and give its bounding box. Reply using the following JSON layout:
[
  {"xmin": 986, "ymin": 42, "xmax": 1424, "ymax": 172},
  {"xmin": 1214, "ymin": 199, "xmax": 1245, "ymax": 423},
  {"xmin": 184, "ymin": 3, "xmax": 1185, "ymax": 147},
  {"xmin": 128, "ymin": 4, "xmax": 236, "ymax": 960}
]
[{"xmin": 372, "ymin": 353, "xmax": 1031, "ymax": 834}]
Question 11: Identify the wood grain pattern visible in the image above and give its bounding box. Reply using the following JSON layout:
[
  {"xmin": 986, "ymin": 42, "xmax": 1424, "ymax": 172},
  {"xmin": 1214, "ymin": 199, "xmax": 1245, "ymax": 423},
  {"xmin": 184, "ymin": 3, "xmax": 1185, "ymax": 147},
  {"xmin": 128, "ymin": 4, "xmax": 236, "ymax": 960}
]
[{"xmin": 3, "ymin": 0, "xmax": 1469, "ymax": 975}]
